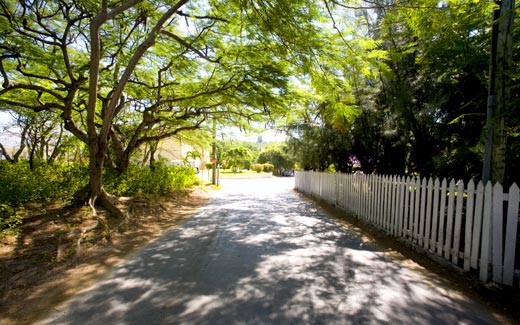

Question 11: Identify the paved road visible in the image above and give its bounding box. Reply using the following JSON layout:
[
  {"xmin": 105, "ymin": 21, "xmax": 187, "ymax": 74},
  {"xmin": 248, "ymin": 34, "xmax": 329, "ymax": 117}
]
[{"xmin": 38, "ymin": 178, "xmax": 499, "ymax": 324}]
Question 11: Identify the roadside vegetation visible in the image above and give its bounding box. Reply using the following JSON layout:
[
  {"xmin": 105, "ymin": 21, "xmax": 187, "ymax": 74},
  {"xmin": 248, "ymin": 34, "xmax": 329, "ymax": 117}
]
[{"xmin": 0, "ymin": 160, "xmax": 198, "ymax": 239}]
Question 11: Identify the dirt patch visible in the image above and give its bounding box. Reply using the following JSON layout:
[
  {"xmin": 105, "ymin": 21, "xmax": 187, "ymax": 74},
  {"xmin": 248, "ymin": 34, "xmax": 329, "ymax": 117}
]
[{"xmin": 0, "ymin": 186, "xmax": 216, "ymax": 325}]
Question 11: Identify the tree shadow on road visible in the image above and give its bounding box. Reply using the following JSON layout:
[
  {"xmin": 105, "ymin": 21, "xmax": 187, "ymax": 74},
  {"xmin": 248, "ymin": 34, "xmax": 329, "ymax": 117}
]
[{"xmin": 36, "ymin": 189, "xmax": 500, "ymax": 324}]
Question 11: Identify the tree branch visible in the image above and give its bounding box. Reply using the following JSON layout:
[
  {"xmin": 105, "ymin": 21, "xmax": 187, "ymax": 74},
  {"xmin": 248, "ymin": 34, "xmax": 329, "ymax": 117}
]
[
  {"xmin": 0, "ymin": 142, "xmax": 13, "ymax": 162},
  {"xmin": 160, "ymin": 30, "xmax": 221, "ymax": 63},
  {"xmin": 176, "ymin": 10, "xmax": 228, "ymax": 23},
  {"xmin": 0, "ymin": 99, "xmax": 63, "ymax": 112},
  {"xmin": 100, "ymin": 0, "xmax": 190, "ymax": 143}
]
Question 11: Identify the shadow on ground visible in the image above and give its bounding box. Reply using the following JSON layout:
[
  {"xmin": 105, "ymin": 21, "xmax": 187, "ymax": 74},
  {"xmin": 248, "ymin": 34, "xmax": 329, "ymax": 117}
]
[{"xmin": 37, "ymin": 179, "xmax": 499, "ymax": 324}]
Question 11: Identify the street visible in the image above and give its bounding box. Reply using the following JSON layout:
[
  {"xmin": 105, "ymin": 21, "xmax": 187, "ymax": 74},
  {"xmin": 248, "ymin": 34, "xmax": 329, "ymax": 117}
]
[{"xmin": 37, "ymin": 178, "xmax": 499, "ymax": 324}]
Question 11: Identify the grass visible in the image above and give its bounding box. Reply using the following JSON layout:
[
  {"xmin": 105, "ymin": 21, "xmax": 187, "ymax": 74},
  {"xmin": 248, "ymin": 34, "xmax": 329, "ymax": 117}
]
[{"xmin": 220, "ymin": 169, "xmax": 258, "ymax": 175}]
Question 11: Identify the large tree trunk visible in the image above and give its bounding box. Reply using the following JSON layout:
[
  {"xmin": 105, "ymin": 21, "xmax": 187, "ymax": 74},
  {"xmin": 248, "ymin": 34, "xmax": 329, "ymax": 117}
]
[
  {"xmin": 491, "ymin": 0, "xmax": 514, "ymax": 184},
  {"xmin": 483, "ymin": 0, "xmax": 515, "ymax": 184},
  {"xmin": 83, "ymin": 1, "xmax": 187, "ymax": 216},
  {"xmin": 87, "ymin": 140, "xmax": 104, "ymax": 214}
]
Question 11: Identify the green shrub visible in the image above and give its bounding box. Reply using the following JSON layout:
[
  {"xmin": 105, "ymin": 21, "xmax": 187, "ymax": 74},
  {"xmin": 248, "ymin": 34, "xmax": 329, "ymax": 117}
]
[
  {"xmin": 0, "ymin": 204, "xmax": 23, "ymax": 234},
  {"xmin": 252, "ymin": 164, "xmax": 264, "ymax": 173},
  {"xmin": 0, "ymin": 160, "xmax": 199, "ymax": 205},
  {"xmin": 104, "ymin": 163, "xmax": 199, "ymax": 197},
  {"xmin": 0, "ymin": 161, "xmax": 88, "ymax": 206},
  {"xmin": 262, "ymin": 163, "xmax": 274, "ymax": 173}
]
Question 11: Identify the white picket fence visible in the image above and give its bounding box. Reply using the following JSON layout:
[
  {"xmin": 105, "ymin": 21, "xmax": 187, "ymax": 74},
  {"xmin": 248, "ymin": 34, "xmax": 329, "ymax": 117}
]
[{"xmin": 295, "ymin": 171, "xmax": 520, "ymax": 287}]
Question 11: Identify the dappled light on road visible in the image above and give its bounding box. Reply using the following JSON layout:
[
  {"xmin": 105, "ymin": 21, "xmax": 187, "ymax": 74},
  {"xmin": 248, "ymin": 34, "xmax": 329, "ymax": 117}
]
[{"xmin": 37, "ymin": 178, "xmax": 498, "ymax": 324}]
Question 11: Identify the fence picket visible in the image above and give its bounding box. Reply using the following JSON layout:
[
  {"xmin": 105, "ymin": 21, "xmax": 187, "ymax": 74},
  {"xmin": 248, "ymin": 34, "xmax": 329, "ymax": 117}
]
[
  {"xmin": 503, "ymin": 183, "xmax": 519, "ymax": 286},
  {"xmin": 444, "ymin": 179, "xmax": 456, "ymax": 260},
  {"xmin": 408, "ymin": 178, "xmax": 416, "ymax": 239},
  {"xmin": 390, "ymin": 177, "xmax": 397, "ymax": 236},
  {"xmin": 354, "ymin": 175, "xmax": 358, "ymax": 213},
  {"xmin": 370, "ymin": 175, "xmax": 376, "ymax": 223},
  {"xmin": 403, "ymin": 176, "xmax": 411, "ymax": 239},
  {"xmin": 343, "ymin": 174, "xmax": 348, "ymax": 210},
  {"xmin": 492, "ymin": 183, "xmax": 504, "ymax": 283},
  {"xmin": 381, "ymin": 176, "xmax": 387, "ymax": 231},
  {"xmin": 452, "ymin": 180, "xmax": 465, "ymax": 265},
  {"xmin": 424, "ymin": 178, "xmax": 433, "ymax": 250},
  {"xmin": 430, "ymin": 178, "xmax": 440, "ymax": 251},
  {"xmin": 376, "ymin": 175, "xmax": 382, "ymax": 227},
  {"xmin": 471, "ymin": 182, "xmax": 485, "ymax": 270},
  {"xmin": 437, "ymin": 179, "xmax": 448, "ymax": 256},
  {"xmin": 464, "ymin": 180, "xmax": 476, "ymax": 271},
  {"xmin": 363, "ymin": 175, "xmax": 369, "ymax": 220},
  {"xmin": 294, "ymin": 172, "xmax": 518, "ymax": 287},
  {"xmin": 413, "ymin": 177, "xmax": 421, "ymax": 243},
  {"xmin": 374, "ymin": 175, "xmax": 379, "ymax": 224},
  {"xmin": 387, "ymin": 176, "xmax": 392, "ymax": 232},
  {"xmin": 419, "ymin": 178, "xmax": 427, "ymax": 246},
  {"xmin": 397, "ymin": 177, "xmax": 405, "ymax": 237},
  {"xmin": 480, "ymin": 182, "xmax": 493, "ymax": 282}
]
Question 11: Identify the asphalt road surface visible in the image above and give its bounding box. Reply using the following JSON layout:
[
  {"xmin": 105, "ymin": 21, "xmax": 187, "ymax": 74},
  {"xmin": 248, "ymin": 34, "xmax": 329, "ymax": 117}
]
[{"xmin": 37, "ymin": 178, "xmax": 500, "ymax": 324}]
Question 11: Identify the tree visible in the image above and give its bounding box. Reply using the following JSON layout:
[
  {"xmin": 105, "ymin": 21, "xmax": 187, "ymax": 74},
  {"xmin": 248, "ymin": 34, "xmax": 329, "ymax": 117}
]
[
  {"xmin": 482, "ymin": 0, "xmax": 515, "ymax": 185},
  {"xmin": 0, "ymin": 0, "xmax": 328, "ymax": 216},
  {"xmin": 257, "ymin": 143, "xmax": 295, "ymax": 174},
  {"xmin": 282, "ymin": 0, "xmax": 515, "ymax": 183},
  {"xmin": 223, "ymin": 146, "xmax": 253, "ymax": 172}
]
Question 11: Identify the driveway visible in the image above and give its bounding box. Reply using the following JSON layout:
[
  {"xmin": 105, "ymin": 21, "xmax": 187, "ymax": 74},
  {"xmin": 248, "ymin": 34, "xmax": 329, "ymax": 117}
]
[{"xmin": 37, "ymin": 178, "xmax": 499, "ymax": 324}]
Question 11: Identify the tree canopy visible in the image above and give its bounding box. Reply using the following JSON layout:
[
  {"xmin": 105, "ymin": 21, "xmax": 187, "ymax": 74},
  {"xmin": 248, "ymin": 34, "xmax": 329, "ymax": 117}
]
[
  {"xmin": 285, "ymin": 0, "xmax": 518, "ymax": 185},
  {"xmin": 0, "ymin": 0, "xmax": 330, "ymax": 214},
  {"xmin": 0, "ymin": 0, "xmax": 518, "ymax": 217}
]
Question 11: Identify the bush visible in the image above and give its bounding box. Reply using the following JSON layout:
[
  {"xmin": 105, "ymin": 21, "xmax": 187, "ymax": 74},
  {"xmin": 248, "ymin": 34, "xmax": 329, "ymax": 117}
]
[
  {"xmin": 262, "ymin": 163, "xmax": 274, "ymax": 173},
  {"xmin": 0, "ymin": 161, "xmax": 88, "ymax": 206},
  {"xmin": 252, "ymin": 164, "xmax": 264, "ymax": 173},
  {"xmin": 0, "ymin": 160, "xmax": 200, "ymax": 206},
  {"xmin": 0, "ymin": 204, "xmax": 22, "ymax": 234},
  {"xmin": 104, "ymin": 163, "xmax": 199, "ymax": 197}
]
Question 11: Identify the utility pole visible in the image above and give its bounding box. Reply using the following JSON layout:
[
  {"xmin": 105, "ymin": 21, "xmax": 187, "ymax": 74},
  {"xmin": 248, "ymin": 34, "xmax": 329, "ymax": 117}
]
[
  {"xmin": 212, "ymin": 118, "xmax": 217, "ymax": 185},
  {"xmin": 482, "ymin": 0, "xmax": 515, "ymax": 185}
]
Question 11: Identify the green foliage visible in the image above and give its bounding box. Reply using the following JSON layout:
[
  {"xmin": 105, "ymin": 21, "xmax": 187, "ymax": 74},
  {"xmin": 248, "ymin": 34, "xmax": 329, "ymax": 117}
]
[
  {"xmin": 0, "ymin": 160, "xmax": 199, "ymax": 206},
  {"xmin": 104, "ymin": 163, "xmax": 199, "ymax": 197},
  {"xmin": 288, "ymin": 123, "xmax": 354, "ymax": 173},
  {"xmin": 0, "ymin": 161, "xmax": 88, "ymax": 206},
  {"xmin": 257, "ymin": 143, "xmax": 295, "ymax": 173},
  {"xmin": 252, "ymin": 164, "xmax": 264, "ymax": 173},
  {"xmin": 222, "ymin": 146, "xmax": 253, "ymax": 172},
  {"xmin": 283, "ymin": 0, "xmax": 520, "ymax": 183},
  {"xmin": 262, "ymin": 163, "xmax": 274, "ymax": 173},
  {"xmin": 0, "ymin": 204, "xmax": 23, "ymax": 234}
]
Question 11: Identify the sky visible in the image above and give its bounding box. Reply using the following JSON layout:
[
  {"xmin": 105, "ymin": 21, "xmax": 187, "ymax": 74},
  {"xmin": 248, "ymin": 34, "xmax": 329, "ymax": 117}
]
[
  {"xmin": 219, "ymin": 126, "xmax": 287, "ymax": 144},
  {"xmin": 0, "ymin": 111, "xmax": 18, "ymax": 148},
  {"xmin": 0, "ymin": 111, "xmax": 287, "ymax": 153},
  {"xmin": 0, "ymin": 111, "xmax": 11, "ymax": 125}
]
